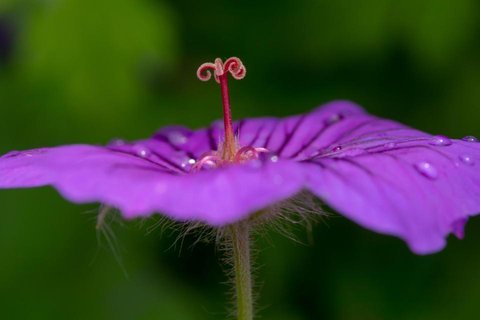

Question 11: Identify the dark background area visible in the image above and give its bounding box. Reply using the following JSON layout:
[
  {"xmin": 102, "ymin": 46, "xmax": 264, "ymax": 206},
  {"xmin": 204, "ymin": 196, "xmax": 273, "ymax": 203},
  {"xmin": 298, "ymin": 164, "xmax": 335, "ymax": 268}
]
[{"xmin": 1, "ymin": 0, "xmax": 480, "ymax": 319}]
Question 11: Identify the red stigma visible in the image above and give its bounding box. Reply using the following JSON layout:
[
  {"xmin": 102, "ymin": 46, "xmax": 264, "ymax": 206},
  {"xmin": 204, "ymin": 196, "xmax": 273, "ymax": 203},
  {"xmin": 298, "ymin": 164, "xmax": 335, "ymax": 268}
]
[{"xmin": 197, "ymin": 57, "xmax": 246, "ymax": 83}]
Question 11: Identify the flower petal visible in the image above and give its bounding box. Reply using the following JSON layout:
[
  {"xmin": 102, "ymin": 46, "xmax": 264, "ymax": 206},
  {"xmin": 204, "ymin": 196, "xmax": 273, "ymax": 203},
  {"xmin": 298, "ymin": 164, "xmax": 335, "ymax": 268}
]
[
  {"xmin": 295, "ymin": 103, "xmax": 480, "ymax": 254},
  {"xmin": 0, "ymin": 145, "xmax": 305, "ymax": 225},
  {"xmin": 229, "ymin": 100, "xmax": 480, "ymax": 253}
]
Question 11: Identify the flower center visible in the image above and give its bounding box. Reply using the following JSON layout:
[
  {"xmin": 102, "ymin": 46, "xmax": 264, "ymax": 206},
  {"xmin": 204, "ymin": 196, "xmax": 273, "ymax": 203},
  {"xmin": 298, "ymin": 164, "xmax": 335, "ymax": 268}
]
[{"xmin": 195, "ymin": 57, "xmax": 268, "ymax": 171}]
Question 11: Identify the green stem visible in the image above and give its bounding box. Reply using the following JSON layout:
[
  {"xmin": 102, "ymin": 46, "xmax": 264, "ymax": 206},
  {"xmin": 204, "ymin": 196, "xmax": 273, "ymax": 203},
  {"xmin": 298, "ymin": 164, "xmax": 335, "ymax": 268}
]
[{"xmin": 230, "ymin": 222, "xmax": 253, "ymax": 320}]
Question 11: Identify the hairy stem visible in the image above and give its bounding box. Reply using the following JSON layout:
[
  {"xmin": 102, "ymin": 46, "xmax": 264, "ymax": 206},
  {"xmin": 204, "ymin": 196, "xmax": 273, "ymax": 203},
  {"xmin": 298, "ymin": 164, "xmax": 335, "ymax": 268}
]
[{"xmin": 230, "ymin": 222, "xmax": 253, "ymax": 320}]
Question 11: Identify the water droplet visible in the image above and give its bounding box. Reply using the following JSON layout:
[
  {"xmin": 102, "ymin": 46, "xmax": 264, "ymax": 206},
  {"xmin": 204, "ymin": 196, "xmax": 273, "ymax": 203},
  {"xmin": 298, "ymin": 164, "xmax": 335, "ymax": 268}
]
[
  {"xmin": 332, "ymin": 145, "xmax": 342, "ymax": 152},
  {"xmin": 325, "ymin": 113, "xmax": 343, "ymax": 125},
  {"xmin": 383, "ymin": 142, "xmax": 397, "ymax": 149},
  {"xmin": 429, "ymin": 135, "xmax": 452, "ymax": 146},
  {"xmin": 462, "ymin": 135, "xmax": 478, "ymax": 143},
  {"xmin": 459, "ymin": 155, "xmax": 475, "ymax": 166},
  {"xmin": 133, "ymin": 145, "xmax": 150, "ymax": 158},
  {"xmin": 258, "ymin": 152, "xmax": 279, "ymax": 163},
  {"xmin": 181, "ymin": 158, "xmax": 197, "ymax": 169},
  {"xmin": 415, "ymin": 161, "xmax": 438, "ymax": 179},
  {"xmin": 270, "ymin": 155, "xmax": 279, "ymax": 163},
  {"xmin": 109, "ymin": 139, "xmax": 126, "ymax": 146},
  {"xmin": 168, "ymin": 131, "xmax": 188, "ymax": 145}
]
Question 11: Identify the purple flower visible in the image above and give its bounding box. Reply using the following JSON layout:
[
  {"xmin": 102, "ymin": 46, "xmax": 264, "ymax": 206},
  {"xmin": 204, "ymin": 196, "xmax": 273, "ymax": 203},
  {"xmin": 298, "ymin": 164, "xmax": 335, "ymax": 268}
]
[{"xmin": 1, "ymin": 57, "xmax": 480, "ymax": 255}]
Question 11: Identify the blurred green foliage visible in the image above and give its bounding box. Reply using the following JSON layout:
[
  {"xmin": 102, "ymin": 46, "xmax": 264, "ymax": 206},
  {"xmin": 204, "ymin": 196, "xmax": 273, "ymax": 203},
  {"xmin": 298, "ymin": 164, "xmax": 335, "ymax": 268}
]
[{"xmin": 1, "ymin": 0, "xmax": 480, "ymax": 319}]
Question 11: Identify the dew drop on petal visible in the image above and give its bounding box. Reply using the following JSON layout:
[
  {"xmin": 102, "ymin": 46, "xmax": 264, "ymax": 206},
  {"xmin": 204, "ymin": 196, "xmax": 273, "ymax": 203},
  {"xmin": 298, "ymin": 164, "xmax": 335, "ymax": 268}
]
[
  {"xmin": 332, "ymin": 145, "xmax": 342, "ymax": 152},
  {"xmin": 383, "ymin": 142, "xmax": 397, "ymax": 149},
  {"xmin": 415, "ymin": 161, "xmax": 438, "ymax": 179},
  {"xmin": 459, "ymin": 154, "xmax": 475, "ymax": 166},
  {"xmin": 181, "ymin": 158, "xmax": 197, "ymax": 169},
  {"xmin": 134, "ymin": 145, "xmax": 151, "ymax": 158},
  {"xmin": 429, "ymin": 135, "xmax": 452, "ymax": 146},
  {"xmin": 270, "ymin": 155, "xmax": 279, "ymax": 163},
  {"xmin": 109, "ymin": 139, "xmax": 126, "ymax": 146},
  {"xmin": 462, "ymin": 135, "xmax": 478, "ymax": 142},
  {"xmin": 325, "ymin": 113, "xmax": 343, "ymax": 125},
  {"xmin": 259, "ymin": 152, "xmax": 279, "ymax": 163},
  {"xmin": 168, "ymin": 131, "xmax": 188, "ymax": 145}
]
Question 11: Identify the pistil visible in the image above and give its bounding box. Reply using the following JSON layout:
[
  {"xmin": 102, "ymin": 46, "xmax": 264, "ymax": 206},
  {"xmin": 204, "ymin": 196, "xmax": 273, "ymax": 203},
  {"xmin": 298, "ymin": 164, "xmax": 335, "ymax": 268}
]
[{"xmin": 197, "ymin": 57, "xmax": 246, "ymax": 161}]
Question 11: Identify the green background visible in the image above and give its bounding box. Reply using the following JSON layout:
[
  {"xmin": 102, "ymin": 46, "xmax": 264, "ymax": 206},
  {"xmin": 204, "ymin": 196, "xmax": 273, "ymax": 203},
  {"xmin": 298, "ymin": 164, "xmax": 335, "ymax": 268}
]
[{"xmin": 1, "ymin": 0, "xmax": 480, "ymax": 319}]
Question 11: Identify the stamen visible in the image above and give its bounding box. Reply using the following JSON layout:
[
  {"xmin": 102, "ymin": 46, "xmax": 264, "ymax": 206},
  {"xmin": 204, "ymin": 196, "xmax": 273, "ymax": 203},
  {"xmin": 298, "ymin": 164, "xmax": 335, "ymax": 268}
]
[
  {"xmin": 234, "ymin": 147, "xmax": 269, "ymax": 162},
  {"xmin": 197, "ymin": 57, "xmax": 246, "ymax": 161},
  {"xmin": 192, "ymin": 153, "xmax": 222, "ymax": 172},
  {"xmin": 253, "ymin": 147, "xmax": 269, "ymax": 154},
  {"xmin": 192, "ymin": 147, "xmax": 271, "ymax": 172},
  {"xmin": 234, "ymin": 146, "xmax": 258, "ymax": 163}
]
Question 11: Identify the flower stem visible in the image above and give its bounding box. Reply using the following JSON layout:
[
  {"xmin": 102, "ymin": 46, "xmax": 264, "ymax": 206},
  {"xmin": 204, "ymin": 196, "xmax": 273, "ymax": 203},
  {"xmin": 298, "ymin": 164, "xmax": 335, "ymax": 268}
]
[{"xmin": 230, "ymin": 222, "xmax": 253, "ymax": 320}]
